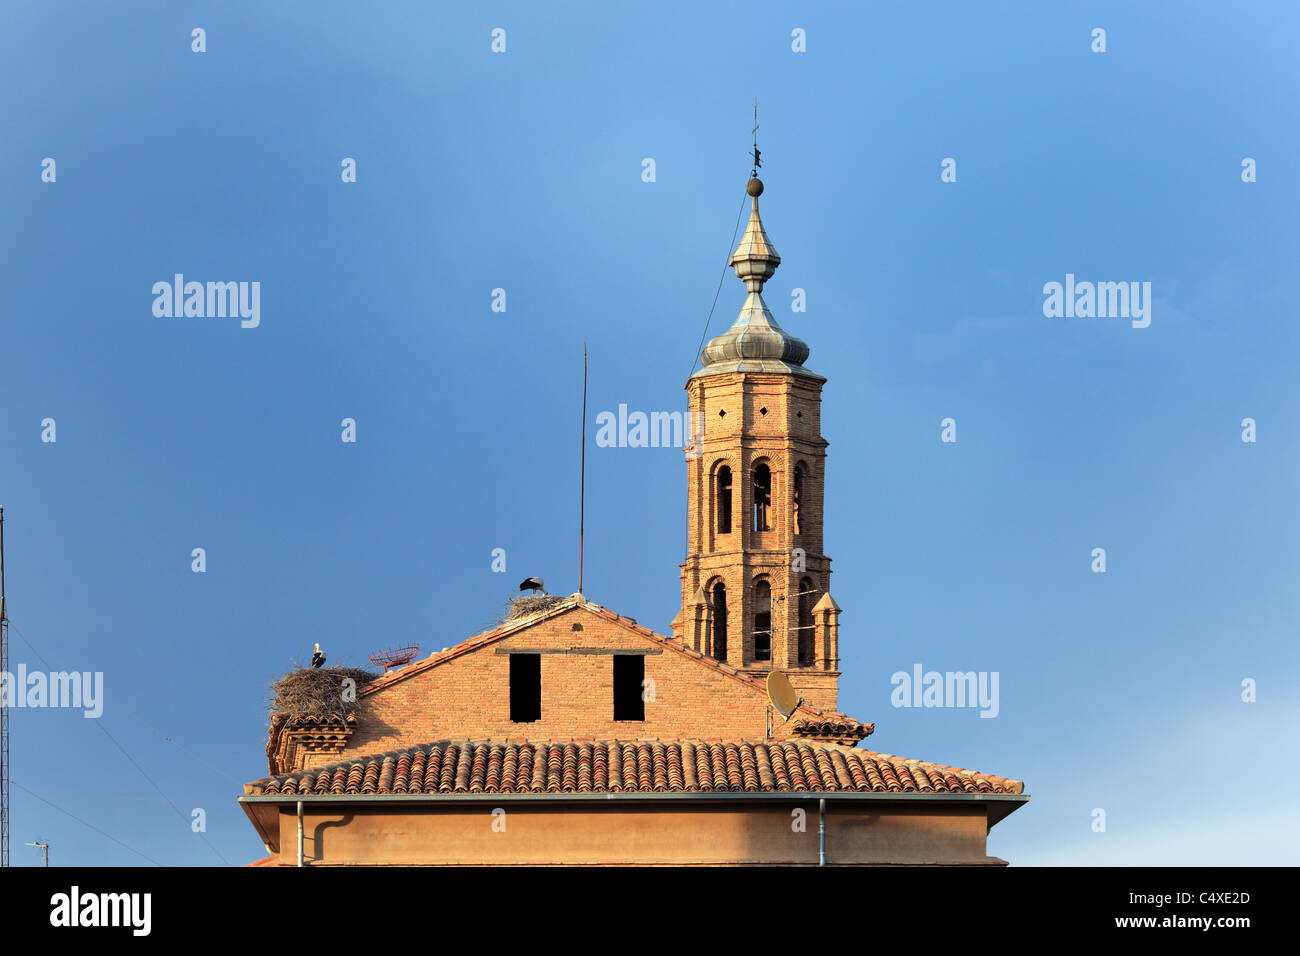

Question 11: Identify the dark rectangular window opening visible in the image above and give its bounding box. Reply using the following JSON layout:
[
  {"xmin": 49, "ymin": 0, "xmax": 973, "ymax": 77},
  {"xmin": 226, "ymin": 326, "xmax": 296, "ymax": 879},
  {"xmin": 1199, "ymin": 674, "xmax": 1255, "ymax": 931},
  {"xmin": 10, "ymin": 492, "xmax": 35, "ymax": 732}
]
[
  {"xmin": 510, "ymin": 653, "xmax": 541, "ymax": 722},
  {"xmin": 613, "ymin": 655, "xmax": 645, "ymax": 721},
  {"xmin": 754, "ymin": 580, "xmax": 773, "ymax": 662}
]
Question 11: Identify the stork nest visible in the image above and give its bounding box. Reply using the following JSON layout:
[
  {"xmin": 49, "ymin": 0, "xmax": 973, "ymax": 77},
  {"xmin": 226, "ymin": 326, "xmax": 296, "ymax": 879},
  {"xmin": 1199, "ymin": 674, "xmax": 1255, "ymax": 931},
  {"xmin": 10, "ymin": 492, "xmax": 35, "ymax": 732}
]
[
  {"xmin": 268, "ymin": 665, "xmax": 378, "ymax": 718},
  {"xmin": 501, "ymin": 593, "xmax": 566, "ymax": 622}
]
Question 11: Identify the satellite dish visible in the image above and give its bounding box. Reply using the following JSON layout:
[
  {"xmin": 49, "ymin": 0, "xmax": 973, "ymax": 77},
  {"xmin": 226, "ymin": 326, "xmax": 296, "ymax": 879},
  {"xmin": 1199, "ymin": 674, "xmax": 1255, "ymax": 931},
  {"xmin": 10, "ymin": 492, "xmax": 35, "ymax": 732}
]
[{"xmin": 766, "ymin": 671, "xmax": 803, "ymax": 721}]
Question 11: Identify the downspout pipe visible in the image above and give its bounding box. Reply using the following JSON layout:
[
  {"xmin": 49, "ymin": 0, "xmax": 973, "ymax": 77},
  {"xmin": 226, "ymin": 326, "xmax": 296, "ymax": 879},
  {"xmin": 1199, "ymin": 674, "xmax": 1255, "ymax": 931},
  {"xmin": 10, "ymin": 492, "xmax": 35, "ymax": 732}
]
[
  {"xmin": 818, "ymin": 798, "xmax": 826, "ymax": 866},
  {"xmin": 297, "ymin": 800, "xmax": 304, "ymax": 867}
]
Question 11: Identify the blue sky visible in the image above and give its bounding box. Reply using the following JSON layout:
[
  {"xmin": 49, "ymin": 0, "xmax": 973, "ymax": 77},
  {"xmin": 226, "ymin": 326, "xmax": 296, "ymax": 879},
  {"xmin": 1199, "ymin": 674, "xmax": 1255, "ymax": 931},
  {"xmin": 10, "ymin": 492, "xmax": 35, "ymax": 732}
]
[{"xmin": 2, "ymin": 1, "xmax": 1297, "ymax": 865}]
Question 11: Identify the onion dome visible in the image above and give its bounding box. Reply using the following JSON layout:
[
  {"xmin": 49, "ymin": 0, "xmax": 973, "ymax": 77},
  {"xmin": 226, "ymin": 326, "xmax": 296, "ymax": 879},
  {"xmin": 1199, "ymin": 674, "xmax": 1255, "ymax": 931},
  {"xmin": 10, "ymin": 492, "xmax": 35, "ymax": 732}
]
[{"xmin": 692, "ymin": 178, "xmax": 822, "ymax": 381}]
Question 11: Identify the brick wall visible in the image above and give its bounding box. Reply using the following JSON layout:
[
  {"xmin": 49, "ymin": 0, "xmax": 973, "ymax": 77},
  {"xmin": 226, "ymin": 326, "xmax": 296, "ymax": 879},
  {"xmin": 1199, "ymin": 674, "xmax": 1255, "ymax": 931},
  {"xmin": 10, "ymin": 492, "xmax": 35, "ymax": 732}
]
[
  {"xmin": 677, "ymin": 369, "xmax": 840, "ymax": 698},
  {"xmin": 340, "ymin": 605, "xmax": 785, "ymax": 760}
]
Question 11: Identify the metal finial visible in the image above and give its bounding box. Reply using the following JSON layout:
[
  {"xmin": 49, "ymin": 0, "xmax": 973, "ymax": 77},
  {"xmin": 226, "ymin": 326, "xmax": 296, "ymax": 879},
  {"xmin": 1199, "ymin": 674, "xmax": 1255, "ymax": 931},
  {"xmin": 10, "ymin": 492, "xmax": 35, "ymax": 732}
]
[{"xmin": 690, "ymin": 124, "xmax": 822, "ymax": 383}]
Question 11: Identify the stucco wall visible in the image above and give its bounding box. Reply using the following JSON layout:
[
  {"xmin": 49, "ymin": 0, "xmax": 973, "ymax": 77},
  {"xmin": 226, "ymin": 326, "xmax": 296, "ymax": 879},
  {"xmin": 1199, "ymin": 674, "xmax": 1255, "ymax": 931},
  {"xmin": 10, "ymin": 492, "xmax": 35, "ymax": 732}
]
[{"xmin": 273, "ymin": 800, "xmax": 997, "ymax": 866}]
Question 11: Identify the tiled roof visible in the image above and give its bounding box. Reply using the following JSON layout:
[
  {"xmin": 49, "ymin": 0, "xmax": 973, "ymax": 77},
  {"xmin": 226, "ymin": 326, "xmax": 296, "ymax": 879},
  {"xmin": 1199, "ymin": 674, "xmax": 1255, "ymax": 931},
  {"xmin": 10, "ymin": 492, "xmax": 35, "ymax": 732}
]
[
  {"xmin": 265, "ymin": 712, "xmax": 356, "ymax": 750},
  {"xmin": 358, "ymin": 594, "xmax": 873, "ymax": 741},
  {"xmin": 246, "ymin": 739, "xmax": 1023, "ymax": 797},
  {"xmin": 265, "ymin": 713, "xmax": 357, "ymax": 776},
  {"xmin": 791, "ymin": 717, "xmax": 872, "ymax": 745}
]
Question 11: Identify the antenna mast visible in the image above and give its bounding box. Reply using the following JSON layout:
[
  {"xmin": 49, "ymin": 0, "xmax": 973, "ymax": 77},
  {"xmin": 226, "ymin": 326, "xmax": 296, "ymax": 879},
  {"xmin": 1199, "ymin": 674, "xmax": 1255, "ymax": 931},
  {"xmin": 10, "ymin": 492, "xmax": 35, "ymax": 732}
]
[
  {"xmin": 1, "ymin": 507, "xmax": 9, "ymax": 868},
  {"xmin": 574, "ymin": 343, "xmax": 585, "ymax": 598}
]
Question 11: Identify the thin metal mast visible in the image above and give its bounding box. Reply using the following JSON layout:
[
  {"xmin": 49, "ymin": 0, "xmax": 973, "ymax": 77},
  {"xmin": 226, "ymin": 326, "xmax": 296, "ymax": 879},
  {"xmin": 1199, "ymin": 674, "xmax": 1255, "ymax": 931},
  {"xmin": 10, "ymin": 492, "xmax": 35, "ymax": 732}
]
[
  {"xmin": 1, "ymin": 506, "xmax": 10, "ymax": 868},
  {"xmin": 579, "ymin": 346, "xmax": 588, "ymax": 595}
]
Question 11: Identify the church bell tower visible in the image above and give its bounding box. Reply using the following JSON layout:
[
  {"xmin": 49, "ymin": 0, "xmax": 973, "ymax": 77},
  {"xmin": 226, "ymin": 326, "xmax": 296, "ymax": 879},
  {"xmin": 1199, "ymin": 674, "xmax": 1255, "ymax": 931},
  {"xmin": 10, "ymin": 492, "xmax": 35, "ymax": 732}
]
[{"xmin": 674, "ymin": 170, "xmax": 842, "ymax": 711}]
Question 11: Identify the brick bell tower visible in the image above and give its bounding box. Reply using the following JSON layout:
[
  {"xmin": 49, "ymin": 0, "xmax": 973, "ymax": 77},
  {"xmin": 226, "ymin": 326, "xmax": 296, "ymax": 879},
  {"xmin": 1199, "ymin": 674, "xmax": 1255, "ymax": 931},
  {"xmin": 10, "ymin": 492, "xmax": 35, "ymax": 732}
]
[{"xmin": 673, "ymin": 170, "xmax": 842, "ymax": 712}]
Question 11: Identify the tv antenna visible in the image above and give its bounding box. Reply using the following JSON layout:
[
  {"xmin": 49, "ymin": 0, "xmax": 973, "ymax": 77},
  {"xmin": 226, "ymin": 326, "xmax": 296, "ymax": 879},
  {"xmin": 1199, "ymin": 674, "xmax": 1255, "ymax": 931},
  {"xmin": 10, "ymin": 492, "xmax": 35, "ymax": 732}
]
[
  {"xmin": 26, "ymin": 840, "xmax": 48, "ymax": 867},
  {"xmin": 771, "ymin": 586, "xmax": 839, "ymax": 668},
  {"xmin": 368, "ymin": 645, "xmax": 419, "ymax": 673}
]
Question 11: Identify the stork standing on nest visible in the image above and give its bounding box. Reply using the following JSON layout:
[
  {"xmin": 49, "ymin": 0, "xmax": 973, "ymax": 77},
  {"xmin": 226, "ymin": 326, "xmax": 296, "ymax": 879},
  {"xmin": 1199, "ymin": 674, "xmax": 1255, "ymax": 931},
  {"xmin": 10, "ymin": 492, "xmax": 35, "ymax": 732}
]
[
  {"xmin": 310, "ymin": 642, "xmax": 326, "ymax": 668},
  {"xmin": 519, "ymin": 577, "xmax": 545, "ymax": 595}
]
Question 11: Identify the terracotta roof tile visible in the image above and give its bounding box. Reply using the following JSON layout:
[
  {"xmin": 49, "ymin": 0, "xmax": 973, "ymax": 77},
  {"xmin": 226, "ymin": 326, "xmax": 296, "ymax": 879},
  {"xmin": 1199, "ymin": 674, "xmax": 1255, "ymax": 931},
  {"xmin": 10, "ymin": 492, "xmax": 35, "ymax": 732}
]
[
  {"xmin": 249, "ymin": 739, "xmax": 1024, "ymax": 798},
  {"xmin": 790, "ymin": 717, "xmax": 873, "ymax": 744}
]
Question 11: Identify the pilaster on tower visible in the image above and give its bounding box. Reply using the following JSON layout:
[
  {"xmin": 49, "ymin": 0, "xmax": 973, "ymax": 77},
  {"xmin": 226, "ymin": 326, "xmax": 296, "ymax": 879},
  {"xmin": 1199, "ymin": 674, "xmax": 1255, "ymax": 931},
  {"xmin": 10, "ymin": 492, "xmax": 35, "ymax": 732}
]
[{"xmin": 677, "ymin": 174, "xmax": 841, "ymax": 712}]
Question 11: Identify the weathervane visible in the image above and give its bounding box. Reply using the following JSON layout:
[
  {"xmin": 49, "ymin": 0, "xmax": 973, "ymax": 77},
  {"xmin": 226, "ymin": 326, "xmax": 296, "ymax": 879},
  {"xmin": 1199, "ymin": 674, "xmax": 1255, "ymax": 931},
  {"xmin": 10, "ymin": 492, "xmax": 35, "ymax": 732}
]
[{"xmin": 750, "ymin": 98, "xmax": 762, "ymax": 177}]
